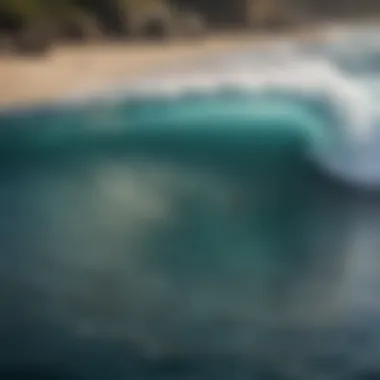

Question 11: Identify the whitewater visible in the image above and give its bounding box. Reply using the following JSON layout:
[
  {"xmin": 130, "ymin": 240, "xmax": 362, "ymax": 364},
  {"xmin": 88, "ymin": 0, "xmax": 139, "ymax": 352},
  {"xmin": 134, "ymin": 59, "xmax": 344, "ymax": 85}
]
[
  {"xmin": 59, "ymin": 23, "xmax": 380, "ymax": 189},
  {"xmin": 2, "ymin": 24, "xmax": 380, "ymax": 188}
]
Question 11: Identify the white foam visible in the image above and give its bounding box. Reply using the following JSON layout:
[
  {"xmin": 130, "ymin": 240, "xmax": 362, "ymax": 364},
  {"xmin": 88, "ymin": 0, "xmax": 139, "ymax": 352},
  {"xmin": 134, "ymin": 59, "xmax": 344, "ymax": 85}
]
[
  {"xmin": 70, "ymin": 54, "xmax": 375, "ymax": 141},
  {"xmin": 67, "ymin": 25, "xmax": 380, "ymax": 188}
]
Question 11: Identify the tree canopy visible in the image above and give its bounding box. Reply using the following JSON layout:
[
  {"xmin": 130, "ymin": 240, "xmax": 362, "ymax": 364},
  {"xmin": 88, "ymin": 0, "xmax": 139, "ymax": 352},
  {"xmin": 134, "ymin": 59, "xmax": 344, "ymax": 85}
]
[{"xmin": 0, "ymin": 0, "xmax": 378, "ymax": 44}]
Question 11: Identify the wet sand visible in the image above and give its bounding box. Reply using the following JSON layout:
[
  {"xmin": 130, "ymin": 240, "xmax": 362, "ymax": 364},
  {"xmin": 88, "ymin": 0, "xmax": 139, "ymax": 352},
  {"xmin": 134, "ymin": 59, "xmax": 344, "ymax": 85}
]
[{"xmin": 0, "ymin": 32, "xmax": 324, "ymax": 109}]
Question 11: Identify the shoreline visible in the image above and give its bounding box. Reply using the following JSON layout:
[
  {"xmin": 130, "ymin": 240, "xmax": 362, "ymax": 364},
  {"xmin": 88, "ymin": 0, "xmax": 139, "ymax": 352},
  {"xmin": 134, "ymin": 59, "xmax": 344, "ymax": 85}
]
[{"xmin": 0, "ymin": 31, "xmax": 324, "ymax": 110}]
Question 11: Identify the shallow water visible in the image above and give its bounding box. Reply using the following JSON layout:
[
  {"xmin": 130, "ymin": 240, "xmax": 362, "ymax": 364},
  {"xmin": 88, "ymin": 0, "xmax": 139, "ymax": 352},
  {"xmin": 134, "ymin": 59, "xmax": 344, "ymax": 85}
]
[{"xmin": 2, "ymin": 26, "xmax": 380, "ymax": 380}]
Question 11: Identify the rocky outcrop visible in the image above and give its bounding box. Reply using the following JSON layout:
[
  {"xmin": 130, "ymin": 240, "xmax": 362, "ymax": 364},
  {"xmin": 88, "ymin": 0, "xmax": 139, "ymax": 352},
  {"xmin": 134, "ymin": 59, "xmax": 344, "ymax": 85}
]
[
  {"xmin": 176, "ymin": 11, "xmax": 207, "ymax": 37},
  {"xmin": 245, "ymin": 0, "xmax": 302, "ymax": 31},
  {"xmin": 0, "ymin": 34, "xmax": 13, "ymax": 55},
  {"xmin": 58, "ymin": 12, "xmax": 103, "ymax": 42},
  {"xmin": 125, "ymin": 0, "xmax": 174, "ymax": 40},
  {"xmin": 13, "ymin": 23, "xmax": 53, "ymax": 56}
]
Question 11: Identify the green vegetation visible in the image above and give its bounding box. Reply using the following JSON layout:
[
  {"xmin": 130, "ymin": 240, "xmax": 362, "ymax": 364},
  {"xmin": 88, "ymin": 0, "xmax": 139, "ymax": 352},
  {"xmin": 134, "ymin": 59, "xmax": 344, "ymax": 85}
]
[
  {"xmin": 0, "ymin": 0, "xmax": 294, "ymax": 39},
  {"xmin": 0, "ymin": 0, "xmax": 169, "ymax": 45},
  {"xmin": 0, "ymin": 0, "xmax": 379, "ymax": 54},
  {"xmin": 0, "ymin": 0, "xmax": 83, "ymax": 24}
]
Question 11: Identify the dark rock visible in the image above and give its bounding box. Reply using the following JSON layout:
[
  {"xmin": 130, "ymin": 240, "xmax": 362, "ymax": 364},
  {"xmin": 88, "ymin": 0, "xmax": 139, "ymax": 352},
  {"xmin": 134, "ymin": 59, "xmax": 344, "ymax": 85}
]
[
  {"xmin": 126, "ymin": 0, "xmax": 175, "ymax": 41},
  {"xmin": 177, "ymin": 11, "xmax": 207, "ymax": 38},
  {"xmin": 13, "ymin": 25, "xmax": 53, "ymax": 57},
  {"xmin": 90, "ymin": 1, "xmax": 129, "ymax": 38},
  {"xmin": 59, "ymin": 13, "xmax": 103, "ymax": 43},
  {"xmin": 0, "ymin": 34, "xmax": 13, "ymax": 55},
  {"xmin": 139, "ymin": 17, "xmax": 171, "ymax": 41}
]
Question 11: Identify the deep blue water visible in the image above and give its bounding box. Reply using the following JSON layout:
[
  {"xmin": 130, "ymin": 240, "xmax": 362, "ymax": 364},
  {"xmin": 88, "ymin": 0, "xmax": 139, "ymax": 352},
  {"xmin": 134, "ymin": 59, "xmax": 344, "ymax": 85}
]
[{"xmin": 2, "ymin": 31, "xmax": 380, "ymax": 379}]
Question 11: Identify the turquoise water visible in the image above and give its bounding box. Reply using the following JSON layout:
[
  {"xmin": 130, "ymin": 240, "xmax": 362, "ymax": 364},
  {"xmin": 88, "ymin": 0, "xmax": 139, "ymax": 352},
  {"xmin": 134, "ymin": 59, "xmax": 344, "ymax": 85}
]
[{"xmin": 2, "ymin": 36, "xmax": 380, "ymax": 379}]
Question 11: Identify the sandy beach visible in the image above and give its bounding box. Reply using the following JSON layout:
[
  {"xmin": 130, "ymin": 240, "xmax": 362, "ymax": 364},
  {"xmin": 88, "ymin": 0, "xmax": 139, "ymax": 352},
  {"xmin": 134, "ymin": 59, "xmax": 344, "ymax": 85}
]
[
  {"xmin": 0, "ymin": 36, "xmax": 253, "ymax": 109},
  {"xmin": 0, "ymin": 31, "xmax": 325, "ymax": 109}
]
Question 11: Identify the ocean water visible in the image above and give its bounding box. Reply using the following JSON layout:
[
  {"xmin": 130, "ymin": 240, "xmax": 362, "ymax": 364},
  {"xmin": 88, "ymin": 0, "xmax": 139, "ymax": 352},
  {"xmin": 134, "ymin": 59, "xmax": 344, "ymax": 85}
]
[{"xmin": 2, "ymin": 25, "xmax": 380, "ymax": 380}]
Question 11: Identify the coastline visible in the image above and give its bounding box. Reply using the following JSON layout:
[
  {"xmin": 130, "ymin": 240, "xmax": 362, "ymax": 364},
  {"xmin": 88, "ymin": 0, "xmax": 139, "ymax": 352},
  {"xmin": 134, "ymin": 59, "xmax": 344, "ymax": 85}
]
[{"xmin": 0, "ymin": 31, "xmax": 324, "ymax": 110}]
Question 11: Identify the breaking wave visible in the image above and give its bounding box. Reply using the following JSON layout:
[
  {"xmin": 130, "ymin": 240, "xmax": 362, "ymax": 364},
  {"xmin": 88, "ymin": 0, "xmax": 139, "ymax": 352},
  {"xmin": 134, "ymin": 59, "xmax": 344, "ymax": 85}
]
[{"xmin": 2, "ymin": 23, "xmax": 380, "ymax": 380}]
